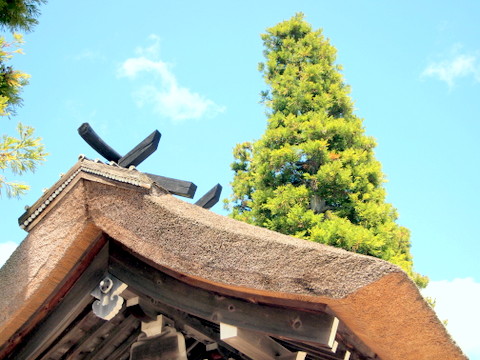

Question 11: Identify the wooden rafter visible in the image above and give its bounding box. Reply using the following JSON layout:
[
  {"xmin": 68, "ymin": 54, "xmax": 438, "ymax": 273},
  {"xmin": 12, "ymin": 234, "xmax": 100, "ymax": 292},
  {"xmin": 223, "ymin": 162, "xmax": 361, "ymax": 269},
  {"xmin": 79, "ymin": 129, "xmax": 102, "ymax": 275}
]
[
  {"xmin": 4, "ymin": 238, "xmax": 376, "ymax": 360},
  {"xmin": 109, "ymin": 241, "xmax": 339, "ymax": 347}
]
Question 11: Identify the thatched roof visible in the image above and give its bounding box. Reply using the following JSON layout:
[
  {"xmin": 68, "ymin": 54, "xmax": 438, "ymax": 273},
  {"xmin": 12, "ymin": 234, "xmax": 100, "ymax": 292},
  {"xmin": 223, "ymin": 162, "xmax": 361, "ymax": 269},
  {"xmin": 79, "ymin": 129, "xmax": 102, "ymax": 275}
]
[{"xmin": 0, "ymin": 158, "xmax": 465, "ymax": 359}]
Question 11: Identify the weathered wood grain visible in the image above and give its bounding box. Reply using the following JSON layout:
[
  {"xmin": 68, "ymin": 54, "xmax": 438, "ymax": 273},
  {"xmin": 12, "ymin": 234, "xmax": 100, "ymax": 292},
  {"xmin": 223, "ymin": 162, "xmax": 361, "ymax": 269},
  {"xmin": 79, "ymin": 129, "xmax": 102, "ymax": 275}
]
[
  {"xmin": 118, "ymin": 130, "xmax": 161, "ymax": 168},
  {"xmin": 195, "ymin": 184, "xmax": 222, "ymax": 209},
  {"xmin": 147, "ymin": 173, "xmax": 197, "ymax": 198},
  {"xmin": 78, "ymin": 123, "xmax": 122, "ymax": 162}
]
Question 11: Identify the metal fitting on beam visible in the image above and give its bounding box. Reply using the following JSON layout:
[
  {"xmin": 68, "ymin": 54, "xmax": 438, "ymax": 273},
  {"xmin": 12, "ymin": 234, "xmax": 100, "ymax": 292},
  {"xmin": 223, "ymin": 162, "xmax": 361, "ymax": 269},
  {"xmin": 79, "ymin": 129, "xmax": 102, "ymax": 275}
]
[{"xmin": 91, "ymin": 275, "xmax": 128, "ymax": 320}]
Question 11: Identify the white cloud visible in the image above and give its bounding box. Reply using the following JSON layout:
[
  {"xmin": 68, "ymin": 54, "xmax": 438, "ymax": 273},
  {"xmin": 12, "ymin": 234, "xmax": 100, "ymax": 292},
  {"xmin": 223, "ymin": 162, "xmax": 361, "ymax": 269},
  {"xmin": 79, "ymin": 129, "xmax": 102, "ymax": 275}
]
[
  {"xmin": 118, "ymin": 35, "xmax": 225, "ymax": 122},
  {"xmin": 422, "ymin": 278, "xmax": 480, "ymax": 358},
  {"xmin": 73, "ymin": 49, "xmax": 106, "ymax": 62},
  {"xmin": 422, "ymin": 53, "xmax": 480, "ymax": 88},
  {"xmin": 135, "ymin": 34, "xmax": 162, "ymax": 58},
  {"xmin": 0, "ymin": 241, "xmax": 18, "ymax": 268}
]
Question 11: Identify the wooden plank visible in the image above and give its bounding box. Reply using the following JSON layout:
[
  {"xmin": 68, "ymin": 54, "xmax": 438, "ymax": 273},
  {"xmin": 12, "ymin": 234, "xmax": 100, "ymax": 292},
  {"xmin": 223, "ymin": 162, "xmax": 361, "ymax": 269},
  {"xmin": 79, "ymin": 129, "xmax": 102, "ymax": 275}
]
[
  {"xmin": 7, "ymin": 243, "xmax": 109, "ymax": 360},
  {"xmin": 329, "ymin": 318, "xmax": 340, "ymax": 349},
  {"xmin": 78, "ymin": 123, "xmax": 122, "ymax": 162},
  {"xmin": 331, "ymin": 340, "xmax": 351, "ymax": 360},
  {"xmin": 108, "ymin": 242, "xmax": 337, "ymax": 346},
  {"xmin": 134, "ymin": 296, "xmax": 219, "ymax": 343},
  {"xmin": 146, "ymin": 173, "xmax": 197, "ymax": 198},
  {"xmin": 126, "ymin": 297, "xmax": 157, "ymax": 322},
  {"xmin": 37, "ymin": 307, "xmax": 100, "ymax": 360},
  {"xmin": 278, "ymin": 353, "xmax": 308, "ymax": 360},
  {"xmin": 220, "ymin": 323, "xmax": 306, "ymax": 360},
  {"xmin": 195, "ymin": 183, "xmax": 222, "ymax": 209},
  {"xmin": 283, "ymin": 337, "xmax": 362, "ymax": 360},
  {"xmin": 130, "ymin": 296, "xmax": 218, "ymax": 343},
  {"xmin": 83, "ymin": 314, "xmax": 139, "ymax": 360},
  {"xmin": 59, "ymin": 313, "xmax": 108, "ymax": 359},
  {"xmin": 118, "ymin": 130, "xmax": 161, "ymax": 168},
  {"xmin": 336, "ymin": 321, "xmax": 377, "ymax": 359},
  {"xmin": 104, "ymin": 327, "xmax": 142, "ymax": 360},
  {"xmin": 129, "ymin": 295, "xmax": 248, "ymax": 359},
  {"xmin": 130, "ymin": 327, "xmax": 187, "ymax": 360},
  {"xmin": 140, "ymin": 315, "xmax": 171, "ymax": 337},
  {"xmin": 63, "ymin": 312, "xmax": 126, "ymax": 360}
]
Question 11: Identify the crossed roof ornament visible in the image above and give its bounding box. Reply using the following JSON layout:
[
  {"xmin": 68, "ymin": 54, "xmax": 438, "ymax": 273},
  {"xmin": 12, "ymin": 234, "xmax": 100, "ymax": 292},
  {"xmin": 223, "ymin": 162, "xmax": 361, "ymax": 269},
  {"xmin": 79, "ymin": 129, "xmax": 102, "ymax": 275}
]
[{"xmin": 78, "ymin": 123, "xmax": 221, "ymax": 209}]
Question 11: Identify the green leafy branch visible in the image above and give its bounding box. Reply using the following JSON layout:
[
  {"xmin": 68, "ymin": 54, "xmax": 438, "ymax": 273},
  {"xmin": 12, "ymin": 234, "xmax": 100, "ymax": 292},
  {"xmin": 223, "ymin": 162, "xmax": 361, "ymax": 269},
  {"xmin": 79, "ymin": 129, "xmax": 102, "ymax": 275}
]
[
  {"xmin": 0, "ymin": 34, "xmax": 30, "ymax": 116},
  {"xmin": 0, "ymin": 123, "xmax": 46, "ymax": 197}
]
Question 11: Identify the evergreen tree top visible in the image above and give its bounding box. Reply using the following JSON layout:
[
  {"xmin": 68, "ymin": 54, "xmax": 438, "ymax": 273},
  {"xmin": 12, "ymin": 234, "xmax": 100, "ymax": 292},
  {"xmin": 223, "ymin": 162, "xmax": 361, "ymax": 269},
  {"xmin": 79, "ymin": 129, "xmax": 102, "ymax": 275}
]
[{"xmin": 227, "ymin": 13, "xmax": 427, "ymax": 288}]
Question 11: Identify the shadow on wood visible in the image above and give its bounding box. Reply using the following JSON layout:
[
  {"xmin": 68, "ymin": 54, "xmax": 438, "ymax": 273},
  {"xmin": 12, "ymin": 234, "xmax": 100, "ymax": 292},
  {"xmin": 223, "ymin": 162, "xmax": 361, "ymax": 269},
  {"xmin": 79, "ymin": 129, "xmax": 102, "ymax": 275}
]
[
  {"xmin": 195, "ymin": 184, "xmax": 222, "ymax": 210},
  {"xmin": 78, "ymin": 123, "xmax": 122, "ymax": 162},
  {"xmin": 146, "ymin": 173, "xmax": 197, "ymax": 199},
  {"xmin": 118, "ymin": 130, "xmax": 161, "ymax": 168},
  {"xmin": 78, "ymin": 123, "xmax": 161, "ymax": 168}
]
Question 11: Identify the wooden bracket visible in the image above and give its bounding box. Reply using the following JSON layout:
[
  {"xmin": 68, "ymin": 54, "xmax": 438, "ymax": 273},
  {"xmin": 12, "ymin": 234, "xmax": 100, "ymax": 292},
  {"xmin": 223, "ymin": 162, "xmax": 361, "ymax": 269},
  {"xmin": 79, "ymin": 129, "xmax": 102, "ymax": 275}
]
[
  {"xmin": 220, "ymin": 323, "xmax": 307, "ymax": 360},
  {"xmin": 130, "ymin": 327, "xmax": 188, "ymax": 360},
  {"xmin": 126, "ymin": 296, "xmax": 157, "ymax": 322},
  {"xmin": 332, "ymin": 341, "xmax": 351, "ymax": 360},
  {"xmin": 91, "ymin": 274, "xmax": 128, "ymax": 320},
  {"xmin": 109, "ymin": 243, "xmax": 339, "ymax": 346},
  {"xmin": 140, "ymin": 314, "xmax": 174, "ymax": 338}
]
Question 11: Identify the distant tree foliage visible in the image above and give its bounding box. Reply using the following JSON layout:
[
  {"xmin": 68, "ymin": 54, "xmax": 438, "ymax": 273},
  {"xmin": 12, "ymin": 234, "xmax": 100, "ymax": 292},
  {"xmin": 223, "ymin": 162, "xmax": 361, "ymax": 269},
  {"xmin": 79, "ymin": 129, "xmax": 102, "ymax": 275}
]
[
  {"xmin": 0, "ymin": 0, "xmax": 45, "ymax": 32},
  {"xmin": 0, "ymin": 33, "xmax": 29, "ymax": 115},
  {"xmin": 0, "ymin": 1, "xmax": 47, "ymax": 197},
  {"xmin": 227, "ymin": 13, "xmax": 428, "ymax": 288}
]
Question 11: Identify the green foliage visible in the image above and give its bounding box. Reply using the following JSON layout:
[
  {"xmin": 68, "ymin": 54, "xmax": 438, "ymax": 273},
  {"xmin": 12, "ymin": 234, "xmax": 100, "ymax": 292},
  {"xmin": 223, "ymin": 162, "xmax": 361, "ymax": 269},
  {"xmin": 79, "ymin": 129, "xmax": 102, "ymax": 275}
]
[
  {"xmin": 227, "ymin": 13, "xmax": 427, "ymax": 288},
  {"xmin": 0, "ymin": 0, "xmax": 45, "ymax": 32},
  {"xmin": 0, "ymin": 122, "xmax": 45, "ymax": 196},
  {"xmin": 0, "ymin": 34, "xmax": 46, "ymax": 197},
  {"xmin": 0, "ymin": 34, "xmax": 29, "ymax": 116}
]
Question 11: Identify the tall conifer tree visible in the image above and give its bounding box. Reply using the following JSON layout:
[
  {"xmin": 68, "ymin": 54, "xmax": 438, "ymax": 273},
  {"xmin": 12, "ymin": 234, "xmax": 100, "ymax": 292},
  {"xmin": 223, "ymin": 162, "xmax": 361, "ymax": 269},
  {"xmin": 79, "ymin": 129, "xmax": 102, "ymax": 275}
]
[{"xmin": 228, "ymin": 13, "xmax": 427, "ymax": 287}]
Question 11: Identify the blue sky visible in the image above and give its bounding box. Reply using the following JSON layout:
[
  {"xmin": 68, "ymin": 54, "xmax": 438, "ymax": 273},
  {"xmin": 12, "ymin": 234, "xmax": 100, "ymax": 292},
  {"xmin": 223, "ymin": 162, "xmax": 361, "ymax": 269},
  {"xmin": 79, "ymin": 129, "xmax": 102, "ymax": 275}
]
[{"xmin": 1, "ymin": 1, "xmax": 479, "ymax": 357}]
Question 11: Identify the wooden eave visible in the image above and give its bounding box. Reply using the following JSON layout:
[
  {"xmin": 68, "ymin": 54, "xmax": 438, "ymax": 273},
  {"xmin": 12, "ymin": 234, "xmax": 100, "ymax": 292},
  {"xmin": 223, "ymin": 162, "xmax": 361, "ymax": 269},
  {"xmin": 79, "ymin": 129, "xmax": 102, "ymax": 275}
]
[
  {"xmin": 0, "ymin": 159, "xmax": 466, "ymax": 360},
  {"xmin": 4, "ymin": 239, "xmax": 367, "ymax": 360}
]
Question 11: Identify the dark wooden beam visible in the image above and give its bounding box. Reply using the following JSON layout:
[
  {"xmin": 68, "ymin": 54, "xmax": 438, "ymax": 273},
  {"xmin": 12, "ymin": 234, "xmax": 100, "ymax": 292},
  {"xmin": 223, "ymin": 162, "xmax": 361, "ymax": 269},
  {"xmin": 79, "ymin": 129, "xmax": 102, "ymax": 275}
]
[
  {"xmin": 220, "ymin": 323, "xmax": 307, "ymax": 360},
  {"xmin": 83, "ymin": 314, "xmax": 139, "ymax": 360},
  {"xmin": 336, "ymin": 321, "xmax": 377, "ymax": 360},
  {"xmin": 125, "ymin": 295, "xmax": 245, "ymax": 360},
  {"xmin": 61, "ymin": 310, "xmax": 127, "ymax": 360},
  {"xmin": 104, "ymin": 327, "xmax": 142, "ymax": 360},
  {"xmin": 126, "ymin": 297, "xmax": 157, "ymax": 322},
  {"xmin": 108, "ymin": 242, "xmax": 338, "ymax": 347},
  {"xmin": 78, "ymin": 123, "xmax": 161, "ymax": 168},
  {"xmin": 195, "ymin": 184, "xmax": 222, "ymax": 209},
  {"xmin": 276, "ymin": 339, "xmax": 345, "ymax": 360},
  {"xmin": 130, "ymin": 327, "xmax": 188, "ymax": 360},
  {"xmin": 54, "ymin": 313, "xmax": 108, "ymax": 360},
  {"xmin": 78, "ymin": 123, "xmax": 122, "ymax": 162},
  {"xmin": 146, "ymin": 173, "xmax": 197, "ymax": 198},
  {"xmin": 37, "ymin": 303, "xmax": 99, "ymax": 359},
  {"xmin": 118, "ymin": 130, "xmax": 161, "ymax": 168}
]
